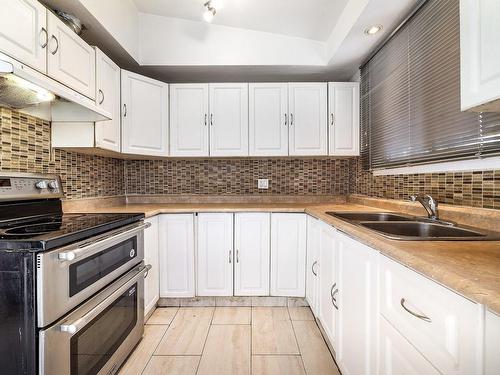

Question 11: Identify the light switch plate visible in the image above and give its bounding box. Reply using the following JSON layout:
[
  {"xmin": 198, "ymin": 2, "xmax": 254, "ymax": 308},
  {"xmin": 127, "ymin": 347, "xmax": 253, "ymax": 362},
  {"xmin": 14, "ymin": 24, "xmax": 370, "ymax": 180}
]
[{"xmin": 258, "ymin": 179, "xmax": 269, "ymax": 189}]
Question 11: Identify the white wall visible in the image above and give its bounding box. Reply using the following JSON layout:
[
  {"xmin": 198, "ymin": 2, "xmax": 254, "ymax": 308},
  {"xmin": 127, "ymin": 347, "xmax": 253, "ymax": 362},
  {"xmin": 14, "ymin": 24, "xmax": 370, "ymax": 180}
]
[{"xmin": 139, "ymin": 14, "xmax": 326, "ymax": 66}]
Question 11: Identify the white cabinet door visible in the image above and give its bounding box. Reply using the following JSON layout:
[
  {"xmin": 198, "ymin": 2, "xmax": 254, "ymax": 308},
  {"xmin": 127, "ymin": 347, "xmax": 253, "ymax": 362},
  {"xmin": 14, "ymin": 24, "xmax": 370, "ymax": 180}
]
[
  {"xmin": 306, "ymin": 215, "xmax": 320, "ymax": 317},
  {"xmin": 249, "ymin": 83, "xmax": 288, "ymax": 156},
  {"xmin": 460, "ymin": 0, "xmax": 500, "ymax": 111},
  {"xmin": 288, "ymin": 83, "xmax": 327, "ymax": 156},
  {"xmin": 485, "ymin": 310, "xmax": 500, "ymax": 375},
  {"xmin": 170, "ymin": 84, "xmax": 209, "ymax": 156},
  {"xmin": 209, "ymin": 83, "xmax": 249, "ymax": 156},
  {"xmin": 47, "ymin": 12, "xmax": 95, "ymax": 99},
  {"xmin": 159, "ymin": 214, "xmax": 195, "ymax": 298},
  {"xmin": 328, "ymin": 82, "xmax": 359, "ymax": 156},
  {"xmin": 234, "ymin": 213, "xmax": 270, "ymax": 296},
  {"xmin": 95, "ymin": 48, "xmax": 121, "ymax": 152},
  {"xmin": 0, "ymin": 0, "xmax": 47, "ymax": 73},
  {"xmin": 270, "ymin": 213, "xmax": 307, "ymax": 297},
  {"xmin": 144, "ymin": 216, "xmax": 159, "ymax": 316},
  {"xmin": 380, "ymin": 317, "xmax": 440, "ymax": 375},
  {"xmin": 318, "ymin": 221, "xmax": 337, "ymax": 348},
  {"xmin": 197, "ymin": 213, "xmax": 234, "ymax": 296},
  {"xmin": 121, "ymin": 70, "xmax": 169, "ymax": 156},
  {"xmin": 336, "ymin": 232, "xmax": 378, "ymax": 375}
]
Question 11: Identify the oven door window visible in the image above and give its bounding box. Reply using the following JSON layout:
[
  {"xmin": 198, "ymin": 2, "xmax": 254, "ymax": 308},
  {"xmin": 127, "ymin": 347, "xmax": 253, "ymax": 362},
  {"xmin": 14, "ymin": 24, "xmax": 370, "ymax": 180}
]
[
  {"xmin": 69, "ymin": 237, "xmax": 137, "ymax": 297},
  {"xmin": 70, "ymin": 283, "xmax": 138, "ymax": 375}
]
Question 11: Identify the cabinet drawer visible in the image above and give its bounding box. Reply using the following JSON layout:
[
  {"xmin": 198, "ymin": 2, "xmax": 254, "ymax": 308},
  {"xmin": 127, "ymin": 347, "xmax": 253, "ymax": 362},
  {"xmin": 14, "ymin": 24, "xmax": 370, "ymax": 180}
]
[{"xmin": 380, "ymin": 255, "xmax": 480, "ymax": 374}]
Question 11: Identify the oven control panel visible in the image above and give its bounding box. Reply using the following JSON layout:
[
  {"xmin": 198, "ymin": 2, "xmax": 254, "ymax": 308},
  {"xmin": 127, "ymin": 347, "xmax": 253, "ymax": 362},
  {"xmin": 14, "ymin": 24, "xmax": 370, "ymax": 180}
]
[{"xmin": 0, "ymin": 173, "xmax": 63, "ymax": 201}]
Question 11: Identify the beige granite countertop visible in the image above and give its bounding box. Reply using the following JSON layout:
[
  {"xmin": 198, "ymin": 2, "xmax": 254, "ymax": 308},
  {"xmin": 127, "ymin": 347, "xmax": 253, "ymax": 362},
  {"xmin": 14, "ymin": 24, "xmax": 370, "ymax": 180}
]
[{"xmin": 65, "ymin": 199, "xmax": 500, "ymax": 315}]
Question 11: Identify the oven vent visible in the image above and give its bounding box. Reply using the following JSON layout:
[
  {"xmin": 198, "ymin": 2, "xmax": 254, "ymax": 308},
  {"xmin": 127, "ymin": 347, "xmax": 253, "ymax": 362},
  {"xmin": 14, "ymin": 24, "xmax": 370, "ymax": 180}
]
[{"xmin": 36, "ymin": 255, "xmax": 42, "ymax": 269}]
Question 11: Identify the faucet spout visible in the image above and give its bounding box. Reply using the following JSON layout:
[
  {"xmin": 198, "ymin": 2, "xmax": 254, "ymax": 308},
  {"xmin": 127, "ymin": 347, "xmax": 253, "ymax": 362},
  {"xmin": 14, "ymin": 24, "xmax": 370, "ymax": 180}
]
[{"xmin": 409, "ymin": 194, "xmax": 439, "ymax": 220}]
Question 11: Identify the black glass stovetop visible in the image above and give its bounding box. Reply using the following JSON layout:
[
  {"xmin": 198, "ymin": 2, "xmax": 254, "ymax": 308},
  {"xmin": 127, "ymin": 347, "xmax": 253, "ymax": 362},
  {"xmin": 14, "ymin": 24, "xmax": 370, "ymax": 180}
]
[{"xmin": 0, "ymin": 212, "xmax": 144, "ymax": 251}]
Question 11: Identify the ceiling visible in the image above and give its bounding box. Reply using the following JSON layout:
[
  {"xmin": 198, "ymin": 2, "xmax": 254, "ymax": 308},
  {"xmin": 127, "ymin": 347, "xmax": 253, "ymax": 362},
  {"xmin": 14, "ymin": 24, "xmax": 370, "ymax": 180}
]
[{"xmin": 132, "ymin": 0, "xmax": 349, "ymax": 41}]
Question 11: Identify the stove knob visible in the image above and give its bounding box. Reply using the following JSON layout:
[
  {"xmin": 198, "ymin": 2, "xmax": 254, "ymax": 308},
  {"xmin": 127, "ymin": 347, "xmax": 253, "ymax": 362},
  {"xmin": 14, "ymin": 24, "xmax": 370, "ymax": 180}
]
[
  {"xmin": 48, "ymin": 180, "xmax": 58, "ymax": 190},
  {"xmin": 35, "ymin": 180, "xmax": 48, "ymax": 190}
]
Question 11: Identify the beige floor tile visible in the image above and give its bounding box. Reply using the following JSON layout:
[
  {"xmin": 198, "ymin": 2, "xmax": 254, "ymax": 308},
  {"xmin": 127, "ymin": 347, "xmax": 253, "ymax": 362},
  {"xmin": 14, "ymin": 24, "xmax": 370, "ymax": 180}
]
[
  {"xmin": 212, "ymin": 307, "xmax": 251, "ymax": 325},
  {"xmin": 155, "ymin": 307, "xmax": 214, "ymax": 355},
  {"xmin": 142, "ymin": 356, "xmax": 200, "ymax": 375},
  {"xmin": 197, "ymin": 325, "xmax": 251, "ymax": 375},
  {"xmin": 292, "ymin": 321, "xmax": 340, "ymax": 375},
  {"xmin": 119, "ymin": 325, "xmax": 168, "ymax": 375},
  {"xmin": 252, "ymin": 307, "xmax": 299, "ymax": 355},
  {"xmin": 252, "ymin": 355, "xmax": 306, "ymax": 375},
  {"xmin": 288, "ymin": 307, "xmax": 314, "ymax": 321},
  {"xmin": 147, "ymin": 308, "xmax": 178, "ymax": 325}
]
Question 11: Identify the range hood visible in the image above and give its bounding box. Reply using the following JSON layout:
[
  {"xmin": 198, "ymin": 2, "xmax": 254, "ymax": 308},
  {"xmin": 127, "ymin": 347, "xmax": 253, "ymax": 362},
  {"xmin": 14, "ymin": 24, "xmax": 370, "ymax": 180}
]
[{"xmin": 0, "ymin": 52, "xmax": 111, "ymax": 122}]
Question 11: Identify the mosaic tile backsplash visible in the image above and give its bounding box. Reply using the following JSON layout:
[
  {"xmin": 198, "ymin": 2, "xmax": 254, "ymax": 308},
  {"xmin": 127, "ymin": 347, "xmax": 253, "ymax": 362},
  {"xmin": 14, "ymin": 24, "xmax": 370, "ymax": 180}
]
[{"xmin": 0, "ymin": 107, "xmax": 125, "ymax": 200}]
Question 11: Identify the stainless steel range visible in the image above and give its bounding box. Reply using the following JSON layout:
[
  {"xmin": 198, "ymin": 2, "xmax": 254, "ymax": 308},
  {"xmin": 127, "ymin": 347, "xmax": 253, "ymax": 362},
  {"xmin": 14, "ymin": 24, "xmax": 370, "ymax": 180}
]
[{"xmin": 0, "ymin": 173, "xmax": 150, "ymax": 375}]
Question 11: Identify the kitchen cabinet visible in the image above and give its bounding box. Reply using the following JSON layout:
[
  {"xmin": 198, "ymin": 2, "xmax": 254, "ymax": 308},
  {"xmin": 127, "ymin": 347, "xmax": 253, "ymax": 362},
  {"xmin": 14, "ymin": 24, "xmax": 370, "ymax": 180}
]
[
  {"xmin": 144, "ymin": 216, "xmax": 159, "ymax": 316},
  {"xmin": 169, "ymin": 83, "xmax": 209, "ymax": 156},
  {"xmin": 234, "ymin": 213, "xmax": 271, "ymax": 296},
  {"xmin": 209, "ymin": 83, "xmax": 249, "ymax": 156},
  {"xmin": 0, "ymin": 0, "xmax": 47, "ymax": 73},
  {"xmin": 288, "ymin": 83, "xmax": 328, "ymax": 156},
  {"xmin": 197, "ymin": 213, "xmax": 234, "ymax": 296},
  {"xmin": 95, "ymin": 48, "xmax": 121, "ymax": 152},
  {"xmin": 306, "ymin": 215, "xmax": 320, "ymax": 316},
  {"xmin": 318, "ymin": 220, "xmax": 337, "ymax": 349},
  {"xmin": 336, "ymin": 231, "xmax": 378, "ymax": 375},
  {"xmin": 121, "ymin": 70, "xmax": 169, "ymax": 156},
  {"xmin": 47, "ymin": 11, "xmax": 95, "ymax": 99},
  {"xmin": 460, "ymin": 0, "xmax": 500, "ymax": 111},
  {"xmin": 159, "ymin": 214, "xmax": 195, "ymax": 298},
  {"xmin": 380, "ymin": 255, "xmax": 480, "ymax": 374},
  {"xmin": 270, "ymin": 213, "xmax": 307, "ymax": 297},
  {"xmin": 249, "ymin": 83, "xmax": 289, "ymax": 156},
  {"xmin": 379, "ymin": 316, "xmax": 440, "ymax": 375},
  {"xmin": 485, "ymin": 310, "xmax": 500, "ymax": 375},
  {"xmin": 328, "ymin": 82, "xmax": 359, "ymax": 156}
]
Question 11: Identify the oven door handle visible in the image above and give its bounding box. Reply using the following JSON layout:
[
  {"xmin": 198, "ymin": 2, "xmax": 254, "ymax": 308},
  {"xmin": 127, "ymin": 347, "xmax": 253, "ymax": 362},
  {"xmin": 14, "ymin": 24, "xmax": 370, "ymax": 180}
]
[
  {"xmin": 58, "ymin": 222, "xmax": 151, "ymax": 262},
  {"xmin": 59, "ymin": 264, "xmax": 151, "ymax": 335}
]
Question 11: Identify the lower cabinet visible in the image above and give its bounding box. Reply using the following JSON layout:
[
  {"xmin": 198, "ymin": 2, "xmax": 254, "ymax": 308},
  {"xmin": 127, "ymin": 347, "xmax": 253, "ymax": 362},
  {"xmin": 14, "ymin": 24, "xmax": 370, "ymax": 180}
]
[
  {"xmin": 144, "ymin": 216, "xmax": 159, "ymax": 316},
  {"xmin": 306, "ymin": 215, "xmax": 321, "ymax": 316},
  {"xmin": 197, "ymin": 213, "xmax": 234, "ymax": 296},
  {"xmin": 159, "ymin": 214, "xmax": 195, "ymax": 297},
  {"xmin": 270, "ymin": 213, "xmax": 307, "ymax": 297},
  {"xmin": 485, "ymin": 310, "xmax": 500, "ymax": 375},
  {"xmin": 234, "ymin": 213, "xmax": 271, "ymax": 296},
  {"xmin": 336, "ymin": 232, "xmax": 378, "ymax": 375}
]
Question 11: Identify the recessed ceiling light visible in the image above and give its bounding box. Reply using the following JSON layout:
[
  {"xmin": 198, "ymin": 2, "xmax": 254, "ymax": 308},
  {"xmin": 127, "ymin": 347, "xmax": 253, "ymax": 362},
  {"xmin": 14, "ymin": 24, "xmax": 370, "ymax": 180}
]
[
  {"xmin": 203, "ymin": 1, "xmax": 219, "ymax": 23},
  {"xmin": 364, "ymin": 25, "xmax": 383, "ymax": 35}
]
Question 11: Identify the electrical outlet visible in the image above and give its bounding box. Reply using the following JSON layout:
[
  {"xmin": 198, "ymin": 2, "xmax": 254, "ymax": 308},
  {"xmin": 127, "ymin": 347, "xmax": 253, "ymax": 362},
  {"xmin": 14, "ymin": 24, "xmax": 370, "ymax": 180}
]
[{"xmin": 258, "ymin": 179, "xmax": 269, "ymax": 189}]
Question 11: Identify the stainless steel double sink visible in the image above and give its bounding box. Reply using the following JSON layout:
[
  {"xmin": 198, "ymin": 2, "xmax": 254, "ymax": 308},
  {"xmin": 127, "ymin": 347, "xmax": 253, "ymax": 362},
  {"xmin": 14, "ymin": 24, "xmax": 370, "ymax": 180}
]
[{"xmin": 326, "ymin": 212, "xmax": 500, "ymax": 241}]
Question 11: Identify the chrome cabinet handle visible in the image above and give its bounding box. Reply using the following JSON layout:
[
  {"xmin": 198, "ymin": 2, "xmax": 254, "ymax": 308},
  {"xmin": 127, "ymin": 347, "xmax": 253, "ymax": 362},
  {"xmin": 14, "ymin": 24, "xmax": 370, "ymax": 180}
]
[
  {"xmin": 123, "ymin": 104, "xmax": 127, "ymax": 117},
  {"xmin": 40, "ymin": 27, "xmax": 48, "ymax": 48},
  {"xmin": 290, "ymin": 113, "xmax": 294, "ymax": 125},
  {"xmin": 210, "ymin": 114, "xmax": 214, "ymax": 126},
  {"xmin": 50, "ymin": 35, "xmax": 59, "ymax": 55},
  {"xmin": 229, "ymin": 250, "xmax": 232, "ymax": 263},
  {"xmin": 312, "ymin": 261, "xmax": 318, "ymax": 276},
  {"xmin": 330, "ymin": 113, "xmax": 335, "ymax": 126},
  {"xmin": 284, "ymin": 113, "xmax": 288, "ymax": 126},
  {"xmin": 98, "ymin": 89, "xmax": 105, "ymax": 105},
  {"xmin": 400, "ymin": 298, "xmax": 431, "ymax": 323},
  {"xmin": 236, "ymin": 250, "xmax": 239, "ymax": 263},
  {"xmin": 330, "ymin": 283, "xmax": 336, "ymax": 297},
  {"xmin": 204, "ymin": 114, "xmax": 208, "ymax": 126},
  {"xmin": 331, "ymin": 286, "xmax": 339, "ymax": 310}
]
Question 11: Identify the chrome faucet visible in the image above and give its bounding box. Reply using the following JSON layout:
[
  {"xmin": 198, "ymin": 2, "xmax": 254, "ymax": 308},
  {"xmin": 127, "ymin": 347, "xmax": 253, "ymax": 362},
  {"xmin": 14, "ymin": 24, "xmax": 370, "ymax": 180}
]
[{"xmin": 409, "ymin": 194, "xmax": 439, "ymax": 220}]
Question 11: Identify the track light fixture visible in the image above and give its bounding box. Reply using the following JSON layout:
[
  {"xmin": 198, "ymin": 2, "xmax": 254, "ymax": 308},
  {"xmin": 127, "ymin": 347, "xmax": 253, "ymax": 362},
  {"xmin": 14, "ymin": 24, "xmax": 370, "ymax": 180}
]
[{"xmin": 203, "ymin": 0, "xmax": 223, "ymax": 23}]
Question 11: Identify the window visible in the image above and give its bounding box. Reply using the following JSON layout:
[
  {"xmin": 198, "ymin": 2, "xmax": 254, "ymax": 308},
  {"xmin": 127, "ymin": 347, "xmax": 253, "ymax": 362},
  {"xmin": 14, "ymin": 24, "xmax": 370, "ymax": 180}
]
[{"xmin": 360, "ymin": 0, "xmax": 500, "ymax": 170}]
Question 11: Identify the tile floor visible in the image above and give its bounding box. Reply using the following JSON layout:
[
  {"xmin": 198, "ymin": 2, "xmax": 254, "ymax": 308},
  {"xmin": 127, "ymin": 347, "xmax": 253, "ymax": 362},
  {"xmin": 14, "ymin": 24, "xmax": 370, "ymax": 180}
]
[{"xmin": 119, "ymin": 306, "xmax": 340, "ymax": 375}]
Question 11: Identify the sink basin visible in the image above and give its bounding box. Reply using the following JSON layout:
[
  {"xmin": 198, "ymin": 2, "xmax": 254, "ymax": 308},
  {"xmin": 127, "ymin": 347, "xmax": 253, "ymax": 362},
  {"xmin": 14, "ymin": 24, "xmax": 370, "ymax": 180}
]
[
  {"xmin": 326, "ymin": 212, "xmax": 414, "ymax": 222},
  {"xmin": 360, "ymin": 221, "xmax": 490, "ymax": 241}
]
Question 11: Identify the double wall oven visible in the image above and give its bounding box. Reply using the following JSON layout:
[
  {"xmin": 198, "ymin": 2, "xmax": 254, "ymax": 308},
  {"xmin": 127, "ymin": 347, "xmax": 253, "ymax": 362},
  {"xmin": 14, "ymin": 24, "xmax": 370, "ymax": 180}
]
[{"xmin": 0, "ymin": 173, "xmax": 150, "ymax": 375}]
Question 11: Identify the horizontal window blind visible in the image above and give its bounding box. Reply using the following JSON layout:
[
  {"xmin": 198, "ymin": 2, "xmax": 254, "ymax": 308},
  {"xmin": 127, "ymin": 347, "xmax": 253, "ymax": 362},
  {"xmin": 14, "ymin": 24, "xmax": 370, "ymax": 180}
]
[{"xmin": 360, "ymin": 0, "xmax": 500, "ymax": 170}]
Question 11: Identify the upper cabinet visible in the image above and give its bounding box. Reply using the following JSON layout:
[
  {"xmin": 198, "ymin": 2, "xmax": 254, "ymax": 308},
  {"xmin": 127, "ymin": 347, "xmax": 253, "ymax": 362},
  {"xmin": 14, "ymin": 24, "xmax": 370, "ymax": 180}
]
[
  {"xmin": 121, "ymin": 70, "xmax": 169, "ymax": 157},
  {"xmin": 288, "ymin": 83, "xmax": 328, "ymax": 156},
  {"xmin": 249, "ymin": 83, "xmax": 289, "ymax": 156},
  {"xmin": 328, "ymin": 82, "xmax": 359, "ymax": 156},
  {"xmin": 46, "ymin": 11, "xmax": 95, "ymax": 99},
  {"xmin": 460, "ymin": 0, "xmax": 500, "ymax": 111},
  {"xmin": 209, "ymin": 83, "xmax": 249, "ymax": 157},
  {"xmin": 95, "ymin": 48, "xmax": 121, "ymax": 152},
  {"xmin": 0, "ymin": 0, "xmax": 47, "ymax": 73},
  {"xmin": 170, "ymin": 84, "xmax": 209, "ymax": 157}
]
